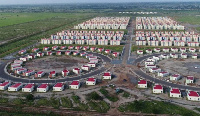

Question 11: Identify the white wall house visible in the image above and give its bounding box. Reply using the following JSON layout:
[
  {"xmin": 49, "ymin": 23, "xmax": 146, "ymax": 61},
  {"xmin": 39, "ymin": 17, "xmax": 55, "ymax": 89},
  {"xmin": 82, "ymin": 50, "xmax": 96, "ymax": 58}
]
[
  {"xmin": 170, "ymin": 74, "xmax": 181, "ymax": 81},
  {"xmin": 73, "ymin": 68, "xmax": 82, "ymax": 74},
  {"xmin": 138, "ymin": 80, "xmax": 147, "ymax": 88},
  {"xmin": 8, "ymin": 83, "xmax": 23, "ymax": 92},
  {"xmin": 186, "ymin": 76, "xmax": 194, "ymax": 84},
  {"xmin": 86, "ymin": 77, "xmax": 97, "ymax": 85},
  {"xmin": 69, "ymin": 80, "xmax": 80, "ymax": 89},
  {"xmin": 137, "ymin": 50, "xmax": 143, "ymax": 55},
  {"xmin": 149, "ymin": 68, "xmax": 161, "ymax": 73},
  {"xmin": 170, "ymin": 88, "xmax": 181, "ymax": 98},
  {"xmin": 153, "ymin": 84, "xmax": 163, "ymax": 93},
  {"xmin": 37, "ymin": 83, "xmax": 49, "ymax": 92},
  {"xmin": 35, "ymin": 71, "xmax": 45, "ymax": 78},
  {"xmin": 103, "ymin": 72, "xmax": 112, "ymax": 80},
  {"xmin": 62, "ymin": 69, "xmax": 69, "ymax": 77},
  {"xmin": 0, "ymin": 81, "xmax": 11, "ymax": 90},
  {"xmin": 187, "ymin": 91, "xmax": 200, "ymax": 101},
  {"xmin": 158, "ymin": 71, "xmax": 169, "ymax": 77},
  {"xmin": 22, "ymin": 83, "xmax": 34, "ymax": 92},
  {"xmin": 53, "ymin": 83, "xmax": 64, "ymax": 91}
]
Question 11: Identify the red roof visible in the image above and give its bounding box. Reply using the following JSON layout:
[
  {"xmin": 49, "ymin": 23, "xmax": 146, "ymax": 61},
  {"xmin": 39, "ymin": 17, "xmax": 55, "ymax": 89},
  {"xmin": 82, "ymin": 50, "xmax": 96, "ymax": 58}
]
[
  {"xmin": 187, "ymin": 76, "xmax": 194, "ymax": 80},
  {"xmin": 138, "ymin": 80, "xmax": 147, "ymax": 84},
  {"xmin": 170, "ymin": 88, "xmax": 180, "ymax": 94},
  {"xmin": 172, "ymin": 74, "xmax": 180, "ymax": 77},
  {"xmin": 54, "ymin": 83, "xmax": 64, "ymax": 87},
  {"xmin": 38, "ymin": 84, "xmax": 48, "ymax": 88},
  {"xmin": 37, "ymin": 71, "xmax": 44, "ymax": 74},
  {"xmin": 11, "ymin": 83, "xmax": 22, "ymax": 88},
  {"xmin": 74, "ymin": 68, "xmax": 80, "ymax": 70},
  {"xmin": 87, "ymin": 78, "xmax": 96, "ymax": 82},
  {"xmin": 188, "ymin": 91, "xmax": 199, "ymax": 97},
  {"xmin": 24, "ymin": 84, "xmax": 34, "ymax": 88},
  {"xmin": 154, "ymin": 84, "xmax": 163, "ymax": 90},
  {"xmin": 0, "ymin": 82, "xmax": 10, "ymax": 86},
  {"xmin": 104, "ymin": 72, "xmax": 111, "ymax": 76},
  {"xmin": 50, "ymin": 71, "xmax": 56, "ymax": 74},
  {"xmin": 63, "ymin": 69, "xmax": 69, "ymax": 73},
  {"xmin": 70, "ymin": 81, "xmax": 79, "ymax": 85}
]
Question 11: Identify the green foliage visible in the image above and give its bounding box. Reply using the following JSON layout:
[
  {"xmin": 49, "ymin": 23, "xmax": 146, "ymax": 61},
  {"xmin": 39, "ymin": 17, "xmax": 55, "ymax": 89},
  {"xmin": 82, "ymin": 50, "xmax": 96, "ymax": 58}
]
[
  {"xmin": 0, "ymin": 98, "xmax": 8, "ymax": 103},
  {"xmin": 122, "ymin": 91, "xmax": 130, "ymax": 98},
  {"xmin": 61, "ymin": 97, "xmax": 73, "ymax": 108},
  {"xmin": 86, "ymin": 91, "xmax": 103, "ymax": 101},
  {"xmin": 12, "ymin": 98, "xmax": 24, "ymax": 105},
  {"xmin": 88, "ymin": 101, "xmax": 110, "ymax": 113},
  {"xmin": 36, "ymin": 97, "xmax": 60, "ymax": 109},
  {"xmin": 99, "ymin": 88, "xmax": 119, "ymax": 102},
  {"xmin": 71, "ymin": 95, "xmax": 80, "ymax": 103},
  {"xmin": 26, "ymin": 94, "xmax": 34, "ymax": 101},
  {"xmin": 118, "ymin": 100, "xmax": 199, "ymax": 116}
]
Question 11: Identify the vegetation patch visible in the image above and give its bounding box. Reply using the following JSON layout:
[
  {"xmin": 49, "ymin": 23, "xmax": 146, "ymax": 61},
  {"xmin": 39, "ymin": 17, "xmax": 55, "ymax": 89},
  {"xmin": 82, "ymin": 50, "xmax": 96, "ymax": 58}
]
[{"xmin": 99, "ymin": 88, "xmax": 119, "ymax": 102}]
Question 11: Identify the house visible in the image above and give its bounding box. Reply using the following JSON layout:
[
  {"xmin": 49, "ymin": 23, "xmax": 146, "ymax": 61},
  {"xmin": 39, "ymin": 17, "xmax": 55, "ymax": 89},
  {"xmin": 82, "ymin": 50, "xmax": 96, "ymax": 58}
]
[
  {"xmin": 37, "ymin": 83, "xmax": 49, "ymax": 92},
  {"xmin": 81, "ymin": 65, "xmax": 90, "ymax": 71},
  {"xmin": 69, "ymin": 80, "xmax": 80, "ymax": 89},
  {"xmin": 170, "ymin": 88, "xmax": 181, "ymax": 98},
  {"xmin": 52, "ymin": 46, "xmax": 58, "ymax": 50},
  {"xmin": 149, "ymin": 68, "xmax": 161, "ymax": 73},
  {"xmin": 146, "ymin": 49, "xmax": 152, "ymax": 54},
  {"xmin": 68, "ymin": 46, "xmax": 74, "ymax": 50},
  {"xmin": 160, "ymin": 54, "xmax": 169, "ymax": 59},
  {"xmin": 53, "ymin": 83, "xmax": 64, "ymax": 91},
  {"xmin": 105, "ymin": 49, "xmax": 111, "ymax": 54},
  {"xmin": 181, "ymin": 53, "xmax": 187, "ymax": 58},
  {"xmin": 89, "ymin": 56, "xmax": 98, "ymax": 60},
  {"xmin": 90, "ymin": 47, "xmax": 96, "ymax": 52},
  {"xmin": 35, "ymin": 71, "xmax": 45, "ymax": 78},
  {"xmin": 22, "ymin": 83, "xmax": 34, "ymax": 92},
  {"xmin": 87, "ymin": 63, "xmax": 96, "ymax": 67},
  {"xmin": 20, "ymin": 57, "xmax": 29, "ymax": 62},
  {"xmin": 89, "ymin": 59, "xmax": 99, "ymax": 63},
  {"xmin": 153, "ymin": 84, "xmax": 163, "ymax": 93},
  {"xmin": 14, "ymin": 60, "xmax": 23, "ymax": 64},
  {"xmin": 11, "ymin": 63, "xmax": 21, "ymax": 67},
  {"xmin": 75, "ymin": 46, "xmax": 82, "ymax": 50},
  {"xmin": 163, "ymin": 48, "xmax": 169, "ymax": 52},
  {"xmin": 60, "ymin": 46, "xmax": 66, "ymax": 50},
  {"xmin": 192, "ymin": 54, "xmax": 198, "ymax": 59},
  {"xmin": 73, "ymin": 51, "xmax": 79, "ymax": 56},
  {"xmin": 83, "ymin": 46, "xmax": 89, "ymax": 51},
  {"xmin": 56, "ymin": 51, "xmax": 61, "ymax": 55},
  {"xmin": 73, "ymin": 68, "xmax": 82, "ymax": 74},
  {"xmin": 62, "ymin": 69, "xmax": 69, "ymax": 77},
  {"xmin": 145, "ymin": 61, "xmax": 155, "ymax": 65},
  {"xmin": 28, "ymin": 54, "xmax": 36, "ymax": 59},
  {"xmin": 145, "ymin": 64, "xmax": 156, "ymax": 69},
  {"xmin": 43, "ymin": 47, "xmax": 49, "ymax": 51},
  {"xmin": 189, "ymin": 48, "xmax": 196, "ymax": 53},
  {"xmin": 170, "ymin": 74, "xmax": 181, "ymax": 81},
  {"xmin": 86, "ymin": 54, "xmax": 93, "ymax": 59},
  {"xmin": 80, "ymin": 52, "xmax": 87, "ymax": 57},
  {"xmin": 186, "ymin": 76, "xmax": 194, "ymax": 84},
  {"xmin": 103, "ymin": 72, "xmax": 112, "ymax": 80},
  {"xmin": 152, "ymin": 56, "xmax": 160, "ymax": 61},
  {"xmin": 32, "ymin": 48, "xmax": 39, "ymax": 52},
  {"xmin": 18, "ymin": 50, "xmax": 26, "ymax": 55},
  {"xmin": 154, "ymin": 48, "xmax": 160, "ymax": 53},
  {"xmin": 171, "ymin": 48, "xmax": 178, "ymax": 52},
  {"xmin": 46, "ymin": 51, "xmax": 52, "ymax": 56},
  {"xmin": 49, "ymin": 71, "xmax": 56, "ymax": 78},
  {"xmin": 15, "ymin": 68, "xmax": 27, "ymax": 74},
  {"xmin": 86, "ymin": 77, "xmax": 97, "ymax": 85},
  {"xmin": 23, "ymin": 70, "xmax": 35, "ymax": 76},
  {"xmin": 65, "ymin": 51, "xmax": 71, "ymax": 55},
  {"xmin": 187, "ymin": 91, "xmax": 200, "ymax": 101},
  {"xmin": 37, "ymin": 52, "xmax": 44, "ymax": 57},
  {"xmin": 98, "ymin": 48, "xmax": 104, "ymax": 52},
  {"xmin": 112, "ymin": 52, "xmax": 119, "ymax": 57},
  {"xmin": 138, "ymin": 80, "xmax": 147, "ymax": 88},
  {"xmin": 8, "ymin": 83, "xmax": 23, "ymax": 92},
  {"xmin": 180, "ymin": 48, "xmax": 186, "ymax": 53},
  {"xmin": 0, "ymin": 81, "xmax": 11, "ymax": 90},
  {"xmin": 157, "ymin": 71, "xmax": 169, "ymax": 77},
  {"xmin": 11, "ymin": 66, "xmax": 22, "ymax": 70},
  {"xmin": 137, "ymin": 50, "xmax": 143, "ymax": 55},
  {"xmin": 170, "ymin": 53, "xmax": 178, "ymax": 58}
]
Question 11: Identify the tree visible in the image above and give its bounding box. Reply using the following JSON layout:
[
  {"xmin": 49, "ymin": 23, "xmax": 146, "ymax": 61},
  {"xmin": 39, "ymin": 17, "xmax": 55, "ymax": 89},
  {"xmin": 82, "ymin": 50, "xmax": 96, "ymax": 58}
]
[{"xmin": 26, "ymin": 94, "xmax": 34, "ymax": 101}]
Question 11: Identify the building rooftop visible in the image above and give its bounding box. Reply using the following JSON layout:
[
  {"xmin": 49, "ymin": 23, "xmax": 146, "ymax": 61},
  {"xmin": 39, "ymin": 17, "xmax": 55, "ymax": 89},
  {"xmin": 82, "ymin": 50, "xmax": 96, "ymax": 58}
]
[
  {"xmin": 54, "ymin": 83, "xmax": 64, "ymax": 87},
  {"xmin": 70, "ymin": 81, "xmax": 79, "ymax": 85},
  {"xmin": 0, "ymin": 82, "xmax": 10, "ymax": 86},
  {"xmin": 24, "ymin": 84, "xmax": 34, "ymax": 88},
  {"xmin": 138, "ymin": 80, "xmax": 147, "ymax": 84},
  {"xmin": 11, "ymin": 83, "xmax": 22, "ymax": 88},
  {"xmin": 38, "ymin": 84, "xmax": 48, "ymax": 88}
]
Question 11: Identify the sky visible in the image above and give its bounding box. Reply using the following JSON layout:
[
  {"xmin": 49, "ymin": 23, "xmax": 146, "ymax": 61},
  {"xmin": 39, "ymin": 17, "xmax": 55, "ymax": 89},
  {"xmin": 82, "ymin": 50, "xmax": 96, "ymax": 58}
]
[{"xmin": 0, "ymin": 0, "xmax": 199, "ymax": 5}]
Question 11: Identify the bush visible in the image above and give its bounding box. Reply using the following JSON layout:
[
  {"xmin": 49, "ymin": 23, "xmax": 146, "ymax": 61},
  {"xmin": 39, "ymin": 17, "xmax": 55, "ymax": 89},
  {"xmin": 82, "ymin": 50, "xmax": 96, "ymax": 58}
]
[
  {"xmin": 86, "ymin": 92, "xmax": 103, "ymax": 101},
  {"xmin": 0, "ymin": 98, "xmax": 8, "ymax": 103},
  {"xmin": 71, "ymin": 95, "xmax": 80, "ymax": 103},
  {"xmin": 26, "ymin": 94, "xmax": 34, "ymax": 101},
  {"xmin": 61, "ymin": 97, "xmax": 73, "ymax": 108},
  {"xmin": 88, "ymin": 101, "xmax": 110, "ymax": 113},
  {"xmin": 13, "ymin": 98, "xmax": 24, "ymax": 105},
  {"xmin": 99, "ymin": 88, "xmax": 118, "ymax": 102},
  {"xmin": 122, "ymin": 91, "xmax": 130, "ymax": 98}
]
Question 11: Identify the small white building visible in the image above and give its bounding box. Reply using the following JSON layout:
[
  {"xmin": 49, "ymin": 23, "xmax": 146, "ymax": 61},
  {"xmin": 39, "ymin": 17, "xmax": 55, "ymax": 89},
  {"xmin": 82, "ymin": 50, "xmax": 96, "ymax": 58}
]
[
  {"xmin": 35, "ymin": 71, "xmax": 45, "ymax": 78},
  {"xmin": 149, "ymin": 68, "xmax": 161, "ymax": 73},
  {"xmin": 192, "ymin": 54, "xmax": 198, "ymax": 59},
  {"xmin": 37, "ymin": 52, "xmax": 44, "ymax": 57},
  {"xmin": 0, "ymin": 81, "xmax": 11, "ymax": 90},
  {"xmin": 53, "ymin": 83, "xmax": 64, "ymax": 91},
  {"xmin": 189, "ymin": 48, "xmax": 196, "ymax": 53},
  {"xmin": 103, "ymin": 72, "xmax": 112, "ymax": 80},
  {"xmin": 170, "ymin": 88, "xmax": 181, "ymax": 98},
  {"xmin": 137, "ymin": 50, "xmax": 143, "ymax": 55},
  {"xmin": 145, "ymin": 64, "xmax": 156, "ymax": 69},
  {"xmin": 69, "ymin": 80, "xmax": 80, "ymax": 89},
  {"xmin": 65, "ymin": 51, "xmax": 71, "ymax": 55},
  {"xmin": 180, "ymin": 48, "xmax": 186, "ymax": 53},
  {"xmin": 87, "ymin": 63, "xmax": 96, "ymax": 67},
  {"xmin": 160, "ymin": 54, "xmax": 169, "ymax": 59},
  {"xmin": 163, "ymin": 48, "xmax": 169, "ymax": 53},
  {"xmin": 181, "ymin": 53, "xmax": 187, "ymax": 58},
  {"xmin": 81, "ymin": 65, "xmax": 90, "ymax": 71},
  {"xmin": 146, "ymin": 49, "xmax": 152, "ymax": 54},
  {"xmin": 170, "ymin": 74, "xmax": 181, "ymax": 81},
  {"xmin": 145, "ymin": 61, "xmax": 155, "ymax": 65},
  {"xmin": 105, "ymin": 49, "xmax": 111, "ymax": 54},
  {"xmin": 22, "ymin": 83, "xmax": 34, "ymax": 92},
  {"xmin": 186, "ymin": 76, "xmax": 194, "ymax": 84},
  {"xmin": 62, "ymin": 69, "xmax": 69, "ymax": 77},
  {"xmin": 86, "ymin": 77, "xmax": 97, "ymax": 85},
  {"xmin": 153, "ymin": 84, "xmax": 163, "ymax": 94},
  {"xmin": 138, "ymin": 80, "xmax": 147, "ymax": 88},
  {"xmin": 8, "ymin": 83, "xmax": 23, "ymax": 92},
  {"xmin": 187, "ymin": 91, "xmax": 200, "ymax": 101},
  {"xmin": 157, "ymin": 71, "xmax": 169, "ymax": 77},
  {"xmin": 37, "ymin": 83, "xmax": 49, "ymax": 92},
  {"xmin": 171, "ymin": 48, "xmax": 178, "ymax": 52},
  {"xmin": 73, "ymin": 68, "xmax": 82, "ymax": 74},
  {"xmin": 154, "ymin": 48, "xmax": 160, "ymax": 53}
]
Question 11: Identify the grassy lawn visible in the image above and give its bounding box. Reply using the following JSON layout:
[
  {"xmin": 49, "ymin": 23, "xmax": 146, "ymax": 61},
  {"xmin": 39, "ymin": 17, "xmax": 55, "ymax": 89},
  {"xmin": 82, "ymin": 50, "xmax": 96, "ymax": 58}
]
[
  {"xmin": 118, "ymin": 100, "xmax": 199, "ymax": 116},
  {"xmin": 99, "ymin": 88, "xmax": 119, "ymax": 102},
  {"xmin": 176, "ymin": 15, "xmax": 200, "ymax": 25},
  {"xmin": 61, "ymin": 97, "xmax": 73, "ymax": 108}
]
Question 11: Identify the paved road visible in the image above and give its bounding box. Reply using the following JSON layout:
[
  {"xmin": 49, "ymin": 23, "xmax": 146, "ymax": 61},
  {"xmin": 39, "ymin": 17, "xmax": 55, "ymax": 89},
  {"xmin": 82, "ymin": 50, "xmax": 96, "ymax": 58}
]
[
  {"xmin": 132, "ymin": 53, "xmax": 200, "ymax": 91},
  {"xmin": 0, "ymin": 52, "xmax": 111, "ymax": 83}
]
